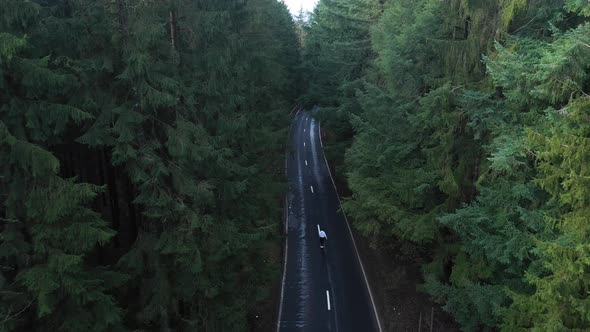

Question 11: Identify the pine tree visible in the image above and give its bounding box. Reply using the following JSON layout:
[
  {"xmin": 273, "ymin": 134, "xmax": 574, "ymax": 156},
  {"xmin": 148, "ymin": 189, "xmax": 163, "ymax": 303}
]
[
  {"xmin": 303, "ymin": 0, "xmax": 590, "ymax": 330},
  {"xmin": 492, "ymin": 20, "xmax": 590, "ymax": 330},
  {"xmin": 2, "ymin": 0, "xmax": 300, "ymax": 331},
  {"xmin": 300, "ymin": 0, "xmax": 382, "ymax": 179},
  {"xmin": 1, "ymin": 1, "xmax": 125, "ymax": 331}
]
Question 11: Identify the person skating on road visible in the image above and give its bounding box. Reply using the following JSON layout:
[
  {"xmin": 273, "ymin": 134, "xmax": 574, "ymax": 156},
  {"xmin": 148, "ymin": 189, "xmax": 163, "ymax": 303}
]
[{"xmin": 319, "ymin": 229, "xmax": 327, "ymax": 249}]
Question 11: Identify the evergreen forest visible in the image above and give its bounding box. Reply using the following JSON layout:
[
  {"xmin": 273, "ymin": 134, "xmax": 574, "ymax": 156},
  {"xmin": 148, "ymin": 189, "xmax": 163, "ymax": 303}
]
[
  {"xmin": 1, "ymin": 0, "xmax": 298, "ymax": 331},
  {"xmin": 4, "ymin": 0, "xmax": 590, "ymax": 331},
  {"xmin": 302, "ymin": 0, "xmax": 590, "ymax": 330}
]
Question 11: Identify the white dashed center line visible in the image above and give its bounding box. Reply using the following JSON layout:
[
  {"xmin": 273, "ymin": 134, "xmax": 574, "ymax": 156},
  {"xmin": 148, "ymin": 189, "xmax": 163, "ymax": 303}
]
[
  {"xmin": 326, "ymin": 291, "xmax": 331, "ymax": 311},
  {"xmin": 310, "ymin": 185, "xmax": 314, "ymax": 193}
]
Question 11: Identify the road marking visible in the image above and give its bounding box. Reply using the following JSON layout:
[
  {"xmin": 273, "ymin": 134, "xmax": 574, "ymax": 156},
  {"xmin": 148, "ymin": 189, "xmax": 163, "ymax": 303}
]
[
  {"xmin": 326, "ymin": 291, "xmax": 331, "ymax": 311},
  {"xmin": 317, "ymin": 224, "xmax": 321, "ymax": 236},
  {"xmin": 276, "ymin": 198, "xmax": 289, "ymax": 332},
  {"xmin": 310, "ymin": 185, "xmax": 314, "ymax": 193},
  {"xmin": 304, "ymin": 142, "xmax": 306, "ymax": 147},
  {"xmin": 318, "ymin": 120, "xmax": 384, "ymax": 332},
  {"xmin": 304, "ymin": 128, "xmax": 306, "ymax": 132},
  {"xmin": 305, "ymin": 160, "xmax": 308, "ymax": 166}
]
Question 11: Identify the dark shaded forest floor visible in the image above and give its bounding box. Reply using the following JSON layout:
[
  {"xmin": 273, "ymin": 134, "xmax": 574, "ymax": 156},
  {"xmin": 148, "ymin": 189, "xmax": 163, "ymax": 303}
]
[{"xmin": 323, "ymin": 130, "xmax": 459, "ymax": 332}]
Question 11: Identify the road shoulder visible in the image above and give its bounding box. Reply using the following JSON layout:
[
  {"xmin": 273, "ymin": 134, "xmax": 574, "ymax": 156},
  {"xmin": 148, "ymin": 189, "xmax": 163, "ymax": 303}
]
[{"xmin": 318, "ymin": 125, "xmax": 459, "ymax": 332}]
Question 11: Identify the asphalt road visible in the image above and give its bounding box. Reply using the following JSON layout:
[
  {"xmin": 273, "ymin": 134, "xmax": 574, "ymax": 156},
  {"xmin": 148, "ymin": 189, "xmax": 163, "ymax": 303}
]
[{"xmin": 277, "ymin": 110, "xmax": 380, "ymax": 332}]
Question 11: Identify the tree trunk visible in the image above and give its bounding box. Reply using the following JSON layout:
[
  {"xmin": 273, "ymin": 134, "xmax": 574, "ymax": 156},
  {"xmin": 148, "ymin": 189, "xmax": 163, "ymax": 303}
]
[
  {"xmin": 170, "ymin": 10, "xmax": 177, "ymax": 52},
  {"xmin": 117, "ymin": 0, "xmax": 128, "ymax": 45}
]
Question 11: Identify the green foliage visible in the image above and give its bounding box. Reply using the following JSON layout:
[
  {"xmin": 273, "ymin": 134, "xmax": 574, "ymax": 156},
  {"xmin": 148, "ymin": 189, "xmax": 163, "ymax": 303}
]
[
  {"xmin": 1, "ymin": 2, "xmax": 125, "ymax": 329},
  {"xmin": 502, "ymin": 101, "xmax": 590, "ymax": 330},
  {"xmin": 565, "ymin": 0, "xmax": 590, "ymax": 16},
  {"xmin": 340, "ymin": 0, "xmax": 488, "ymax": 247},
  {"xmin": 304, "ymin": 0, "xmax": 590, "ymax": 330},
  {"xmin": 301, "ymin": 0, "xmax": 381, "ymax": 167},
  {"xmin": 1, "ymin": 0, "xmax": 299, "ymax": 331}
]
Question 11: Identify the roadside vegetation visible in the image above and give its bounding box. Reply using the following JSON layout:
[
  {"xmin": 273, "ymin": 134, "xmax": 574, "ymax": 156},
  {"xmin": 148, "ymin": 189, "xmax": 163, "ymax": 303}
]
[
  {"xmin": 302, "ymin": 0, "xmax": 590, "ymax": 330},
  {"xmin": 0, "ymin": 1, "xmax": 299, "ymax": 331},
  {"xmin": 4, "ymin": 0, "xmax": 590, "ymax": 330}
]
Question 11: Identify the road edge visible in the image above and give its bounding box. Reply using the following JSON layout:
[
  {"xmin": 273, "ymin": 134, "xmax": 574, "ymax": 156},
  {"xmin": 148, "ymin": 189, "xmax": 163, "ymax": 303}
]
[
  {"xmin": 276, "ymin": 106, "xmax": 301, "ymax": 332},
  {"xmin": 318, "ymin": 120, "xmax": 384, "ymax": 332}
]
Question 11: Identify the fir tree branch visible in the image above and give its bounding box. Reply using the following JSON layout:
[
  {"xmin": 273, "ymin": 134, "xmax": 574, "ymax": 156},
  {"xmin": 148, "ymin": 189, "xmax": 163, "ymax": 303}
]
[
  {"xmin": 3, "ymin": 298, "xmax": 33, "ymax": 324},
  {"xmin": 555, "ymin": 78, "xmax": 590, "ymax": 98},
  {"xmin": 0, "ymin": 217, "xmax": 20, "ymax": 223},
  {"xmin": 451, "ymin": 85, "xmax": 465, "ymax": 95},
  {"xmin": 512, "ymin": 14, "xmax": 541, "ymax": 34},
  {"xmin": 0, "ymin": 291, "xmax": 22, "ymax": 296}
]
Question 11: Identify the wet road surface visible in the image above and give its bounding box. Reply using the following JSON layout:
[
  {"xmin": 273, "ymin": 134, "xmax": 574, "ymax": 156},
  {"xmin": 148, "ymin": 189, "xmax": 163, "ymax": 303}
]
[{"xmin": 277, "ymin": 110, "xmax": 380, "ymax": 332}]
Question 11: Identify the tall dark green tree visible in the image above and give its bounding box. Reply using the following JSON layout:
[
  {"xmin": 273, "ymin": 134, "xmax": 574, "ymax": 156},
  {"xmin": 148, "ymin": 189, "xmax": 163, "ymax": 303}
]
[
  {"xmin": 302, "ymin": 0, "xmax": 381, "ymax": 165},
  {"xmin": 1, "ymin": 0, "xmax": 300, "ymax": 331},
  {"xmin": 1, "ymin": 1, "xmax": 125, "ymax": 331},
  {"xmin": 303, "ymin": 0, "xmax": 590, "ymax": 330}
]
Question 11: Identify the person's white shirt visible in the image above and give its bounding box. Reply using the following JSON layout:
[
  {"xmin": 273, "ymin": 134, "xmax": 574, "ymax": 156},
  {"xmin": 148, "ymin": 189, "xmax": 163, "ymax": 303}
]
[{"xmin": 319, "ymin": 230, "xmax": 327, "ymax": 239}]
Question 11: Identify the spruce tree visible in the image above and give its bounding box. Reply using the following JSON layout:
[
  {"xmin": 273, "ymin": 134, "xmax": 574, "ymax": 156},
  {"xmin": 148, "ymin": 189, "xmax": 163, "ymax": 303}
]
[
  {"xmin": 303, "ymin": 0, "xmax": 590, "ymax": 330},
  {"xmin": 1, "ymin": 1, "xmax": 125, "ymax": 331},
  {"xmin": 2, "ymin": 0, "xmax": 300, "ymax": 331}
]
